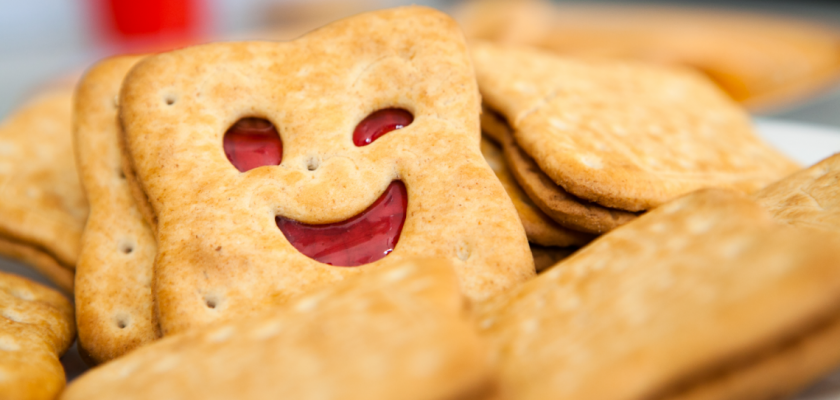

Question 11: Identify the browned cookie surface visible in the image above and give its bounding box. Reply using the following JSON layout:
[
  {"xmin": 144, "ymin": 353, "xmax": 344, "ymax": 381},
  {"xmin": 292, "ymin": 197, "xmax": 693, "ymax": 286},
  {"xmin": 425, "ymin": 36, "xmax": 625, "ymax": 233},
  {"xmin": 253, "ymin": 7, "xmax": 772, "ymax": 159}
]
[
  {"xmin": 74, "ymin": 54, "xmax": 160, "ymax": 364},
  {"xmin": 753, "ymin": 153, "xmax": 840, "ymax": 233},
  {"xmin": 473, "ymin": 42, "xmax": 799, "ymax": 212},
  {"xmin": 62, "ymin": 259, "xmax": 492, "ymax": 400},
  {"xmin": 0, "ymin": 271, "xmax": 75, "ymax": 400},
  {"xmin": 456, "ymin": 0, "xmax": 840, "ymax": 112},
  {"xmin": 480, "ymin": 135, "xmax": 592, "ymax": 246},
  {"xmin": 499, "ymin": 122, "xmax": 638, "ymax": 234},
  {"xmin": 529, "ymin": 244, "xmax": 575, "ymax": 273},
  {"xmin": 119, "ymin": 7, "xmax": 533, "ymax": 336},
  {"xmin": 476, "ymin": 189, "xmax": 840, "ymax": 400},
  {"xmin": 0, "ymin": 89, "xmax": 87, "ymax": 292}
]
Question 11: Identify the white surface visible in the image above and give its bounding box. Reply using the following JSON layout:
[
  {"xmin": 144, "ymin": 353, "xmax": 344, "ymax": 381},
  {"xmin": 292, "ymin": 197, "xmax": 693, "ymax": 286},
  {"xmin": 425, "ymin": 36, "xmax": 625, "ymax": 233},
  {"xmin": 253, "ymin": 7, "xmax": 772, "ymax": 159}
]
[
  {"xmin": 755, "ymin": 118, "xmax": 840, "ymax": 166},
  {"xmin": 1, "ymin": 118, "xmax": 840, "ymax": 390}
]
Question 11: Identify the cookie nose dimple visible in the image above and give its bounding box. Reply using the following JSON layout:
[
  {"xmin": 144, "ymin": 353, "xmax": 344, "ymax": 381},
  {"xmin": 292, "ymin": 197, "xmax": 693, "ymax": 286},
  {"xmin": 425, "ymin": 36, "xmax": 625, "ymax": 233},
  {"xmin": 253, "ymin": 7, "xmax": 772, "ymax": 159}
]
[{"xmin": 223, "ymin": 118, "xmax": 283, "ymax": 172}]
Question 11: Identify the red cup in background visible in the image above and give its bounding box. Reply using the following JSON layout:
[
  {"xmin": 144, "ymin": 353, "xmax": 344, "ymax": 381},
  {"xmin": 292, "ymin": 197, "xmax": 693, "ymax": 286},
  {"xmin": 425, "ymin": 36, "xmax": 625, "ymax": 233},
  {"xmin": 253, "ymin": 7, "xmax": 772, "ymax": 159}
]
[{"xmin": 88, "ymin": 0, "xmax": 207, "ymax": 53}]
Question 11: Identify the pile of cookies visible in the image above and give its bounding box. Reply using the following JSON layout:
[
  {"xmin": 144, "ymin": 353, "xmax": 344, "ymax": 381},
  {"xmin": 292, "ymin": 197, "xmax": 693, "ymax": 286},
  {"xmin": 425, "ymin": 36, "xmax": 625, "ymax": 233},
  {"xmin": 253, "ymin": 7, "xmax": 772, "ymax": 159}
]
[{"xmin": 1, "ymin": 6, "xmax": 840, "ymax": 400}]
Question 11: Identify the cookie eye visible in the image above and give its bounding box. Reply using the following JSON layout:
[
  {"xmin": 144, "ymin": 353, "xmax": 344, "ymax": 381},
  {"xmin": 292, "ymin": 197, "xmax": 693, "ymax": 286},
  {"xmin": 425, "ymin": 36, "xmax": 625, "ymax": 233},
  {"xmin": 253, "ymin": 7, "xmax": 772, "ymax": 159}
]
[
  {"xmin": 223, "ymin": 118, "xmax": 283, "ymax": 172},
  {"xmin": 353, "ymin": 108, "xmax": 413, "ymax": 147}
]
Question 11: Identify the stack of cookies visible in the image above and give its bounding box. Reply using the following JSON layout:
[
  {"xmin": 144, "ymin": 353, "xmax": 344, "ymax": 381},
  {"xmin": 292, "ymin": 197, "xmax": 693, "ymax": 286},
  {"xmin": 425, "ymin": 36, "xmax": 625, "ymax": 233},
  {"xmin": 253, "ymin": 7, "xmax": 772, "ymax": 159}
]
[
  {"xmin": 474, "ymin": 42, "xmax": 800, "ymax": 270},
  {"xmin": 0, "ymin": 5, "xmax": 839, "ymax": 400}
]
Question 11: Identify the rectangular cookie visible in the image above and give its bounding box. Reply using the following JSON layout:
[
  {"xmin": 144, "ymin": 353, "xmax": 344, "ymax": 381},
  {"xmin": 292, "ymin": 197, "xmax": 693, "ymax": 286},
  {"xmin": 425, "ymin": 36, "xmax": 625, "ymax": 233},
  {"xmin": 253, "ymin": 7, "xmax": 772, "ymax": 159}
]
[
  {"xmin": 73, "ymin": 54, "xmax": 160, "ymax": 364},
  {"xmin": 0, "ymin": 271, "xmax": 75, "ymax": 400},
  {"xmin": 753, "ymin": 152, "xmax": 840, "ymax": 233},
  {"xmin": 61, "ymin": 259, "xmax": 492, "ymax": 400},
  {"xmin": 0, "ymin": 87, "xmax": 88, "ymax": 293},
  {"xmin": 118, "ymin": 6, "xmax": 534, "ymax": 336},
  {"xmin": 476, "ymin": 188, "xmax": 840, "ymax": 400},
  {"xmin": 473, "ymin": 42, "xmax": 799, "ymax": 232}
]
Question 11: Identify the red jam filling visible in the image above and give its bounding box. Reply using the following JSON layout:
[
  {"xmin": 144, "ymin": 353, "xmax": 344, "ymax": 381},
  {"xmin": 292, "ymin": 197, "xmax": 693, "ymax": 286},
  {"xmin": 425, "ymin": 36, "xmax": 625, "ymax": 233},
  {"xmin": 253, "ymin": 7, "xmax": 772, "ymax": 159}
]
[
  {"xmin": 353, "ymin": 108, "xmax": 413, "ymax": 147},
  {"xmin": 276, "ymin": 181, "xmax": 408, "ymax": 267},
  {"xmin": 223, "ymin": 118, "xmax": 283, "ymax": 172}
]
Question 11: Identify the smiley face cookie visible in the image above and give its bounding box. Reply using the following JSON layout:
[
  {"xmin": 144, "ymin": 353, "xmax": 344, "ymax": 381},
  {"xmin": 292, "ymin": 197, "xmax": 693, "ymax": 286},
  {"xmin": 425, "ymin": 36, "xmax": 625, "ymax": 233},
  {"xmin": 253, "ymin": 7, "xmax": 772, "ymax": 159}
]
[
  {"xmin": 0, "ymin": 88, "xmax": 88, "ymax": 292},
  {"xmin": 0, "ymin": 271, "xmax": 75, "ymax": 400},
  {"xmin": 118, "ymin": 7, "xmax": 533, "ymax": 335},
  {"xmin": 476, "ymin": 189, "xmax": 840, "ymax": 400},
  {"xmin": 61, "ymin": 259, "xmax": 492, "ymax": 400},
  {"xmin": 473, "ymin": 43, "xmax": 799, "ymax": 232},
  {"xmin": 74, "ymin": 55, "xmax": 160, "ymax": 364}
]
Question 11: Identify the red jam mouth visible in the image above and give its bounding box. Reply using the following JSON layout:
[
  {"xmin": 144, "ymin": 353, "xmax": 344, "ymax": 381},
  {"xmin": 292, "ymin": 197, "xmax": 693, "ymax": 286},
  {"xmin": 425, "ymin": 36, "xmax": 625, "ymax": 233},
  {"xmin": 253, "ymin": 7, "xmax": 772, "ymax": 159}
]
[
  {"xmin": 223, "ymin": 118, "xmax": 283, "ymax": 172},
  {"xmin": 353, "ymin": 108, "xmax": 413, "ymax": 147},
  {"xmin": 276, "ymin": 181, "xmax": 408, "ymax": 267}
]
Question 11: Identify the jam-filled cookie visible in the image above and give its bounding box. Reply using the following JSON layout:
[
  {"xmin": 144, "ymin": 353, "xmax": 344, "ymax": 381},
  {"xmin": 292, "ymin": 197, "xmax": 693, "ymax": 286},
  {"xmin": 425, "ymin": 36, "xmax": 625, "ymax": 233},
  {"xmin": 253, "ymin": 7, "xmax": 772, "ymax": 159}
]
[{"xmin": 118, "ymin": 7, "xmax": 533, "ymax": 335}]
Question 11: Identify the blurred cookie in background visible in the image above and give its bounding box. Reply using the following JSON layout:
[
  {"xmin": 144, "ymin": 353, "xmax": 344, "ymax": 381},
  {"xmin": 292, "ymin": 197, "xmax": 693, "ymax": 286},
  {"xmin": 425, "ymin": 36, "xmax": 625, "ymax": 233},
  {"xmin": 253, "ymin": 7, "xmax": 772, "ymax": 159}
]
[
  {"xmin": 454, "ymin": 0, "xmax": 840, "ymax": 113},
  {"xmin": 0, "ymin": 85, "xmax": 86, "ymax": 293}
]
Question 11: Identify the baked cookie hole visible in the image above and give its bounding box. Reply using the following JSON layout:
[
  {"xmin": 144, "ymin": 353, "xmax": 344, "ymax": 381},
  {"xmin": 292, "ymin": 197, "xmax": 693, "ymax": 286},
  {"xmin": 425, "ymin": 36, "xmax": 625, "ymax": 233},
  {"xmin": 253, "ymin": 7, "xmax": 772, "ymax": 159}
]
[
  {"xmin": 223, "ymin": 118, "xmax": 283, "ymax": 172},
  {"xmin": 119, "ymin": 240, "xmax": 135, "ymax": 255},
  {"xmin": 164, "ymin": 95, "xmax": 177, "ymax": 106},
  {"xmin": 204, "ymin": 293, "xmax": 223, "ymax": 310},
  {"xmin": 118, "ymin": 168, "xmax": 126, "ymax": 179},
  {"xmin": 114, "ymin": 314, "xmax": 131, "ymax": 329},
  {"xmin": 306, "ymin": 157, "xmax": 320, "ymax": 171},
  {"xmin": 353, "ymin": 108, "xmax": 413, "ymax": 147}
]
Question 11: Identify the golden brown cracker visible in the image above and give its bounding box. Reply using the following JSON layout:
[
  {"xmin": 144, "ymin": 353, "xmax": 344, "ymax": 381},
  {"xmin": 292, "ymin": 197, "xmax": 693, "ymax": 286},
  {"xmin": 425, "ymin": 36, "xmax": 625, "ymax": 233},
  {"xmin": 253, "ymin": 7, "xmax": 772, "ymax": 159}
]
[
  {"xmin": 0, "ymin": 271, "xmax": 75, "ymax": 400},
  {"xmin": 473, "ymin": 42, "xmax": 799, "ymax": 212},
  {"xmin": 500, "ymin": 122, "xmax": 638, "ymax": 233},
  {"xmin": 62, "ymin": 259, "xmax": 492, "ymax": 400},
  {"xmin": 480, "ymin": 136, "xmax": 592, "ymax": 247},
  {"xmin": 118, "ymin": 7, "xmax": 533, "ymax": 336},
  {"xmin": 479, "ymin": 105, "xmax": 509, "ymax": 144},
  {"xmin": 74, "ymin": 55, "xmax": 160, "ymax": 364},
  {"xmin": 0, "ymin": 88, "xmax": 88, "ymax": 290},
  {"xmin": 456, "ymin": 0, "xmax": 840, "ymax": 112},
  {"xmin": 753, "ymin": 153, "xmax": 840, "ymax": 233},
  {"xmin": 476, "ymin": 189, "xmax": 840, "ymax": 400},
  {"xmin": 0, "ymin": 238, "xmax": 73, "ymax": 293},
  {"xmin": 483, "ymin": 103, "xmax": 633, "ymax": 234}
]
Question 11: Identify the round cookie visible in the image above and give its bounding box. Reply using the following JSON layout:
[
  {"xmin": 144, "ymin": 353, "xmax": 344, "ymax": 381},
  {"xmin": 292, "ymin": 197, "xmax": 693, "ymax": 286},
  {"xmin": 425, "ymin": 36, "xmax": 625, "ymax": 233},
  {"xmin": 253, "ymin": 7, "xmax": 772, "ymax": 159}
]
[{"xmin": 0, "ymin": 271, "xmax": 75, "ymax": 400}]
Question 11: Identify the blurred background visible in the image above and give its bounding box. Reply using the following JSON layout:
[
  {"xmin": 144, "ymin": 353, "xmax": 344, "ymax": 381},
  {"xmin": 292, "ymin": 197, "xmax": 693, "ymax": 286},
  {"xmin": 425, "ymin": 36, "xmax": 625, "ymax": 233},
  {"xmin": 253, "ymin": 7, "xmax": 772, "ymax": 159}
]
[{"xmin": 0, "ymin": 0, "xmax": 839, "ymax": 125}]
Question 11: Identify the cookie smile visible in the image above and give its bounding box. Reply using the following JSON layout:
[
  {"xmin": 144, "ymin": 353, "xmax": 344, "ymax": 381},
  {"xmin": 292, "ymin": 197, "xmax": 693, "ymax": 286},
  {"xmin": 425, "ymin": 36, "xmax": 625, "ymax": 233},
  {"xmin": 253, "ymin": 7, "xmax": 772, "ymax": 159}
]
[{"xmin": 275, "ymin": 181, "xmax": 408, "ymax": 267}]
